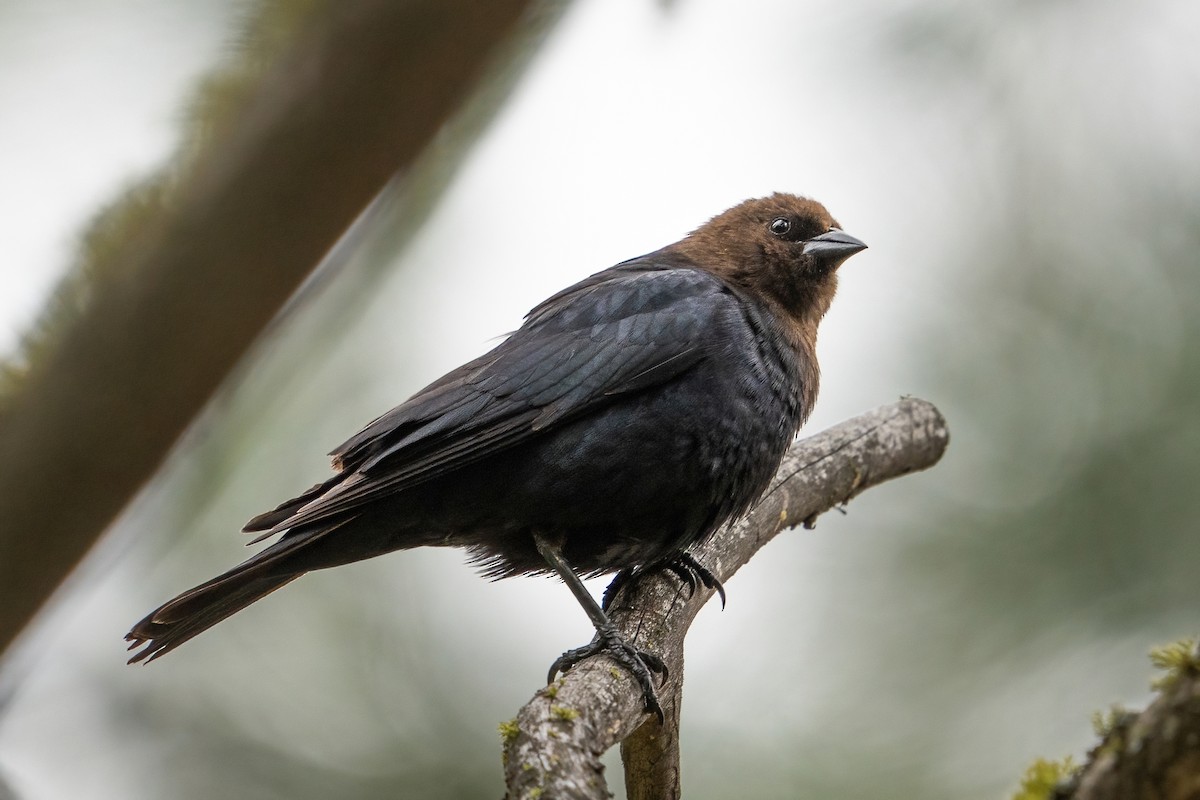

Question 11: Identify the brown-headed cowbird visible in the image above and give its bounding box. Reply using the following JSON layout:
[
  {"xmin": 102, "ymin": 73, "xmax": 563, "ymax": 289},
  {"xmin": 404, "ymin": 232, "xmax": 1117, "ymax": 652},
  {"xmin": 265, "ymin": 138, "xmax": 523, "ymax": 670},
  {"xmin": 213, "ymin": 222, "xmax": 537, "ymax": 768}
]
[{"xmin": 126, "ymin": 193, "xmax": 865, "ymax": 718}]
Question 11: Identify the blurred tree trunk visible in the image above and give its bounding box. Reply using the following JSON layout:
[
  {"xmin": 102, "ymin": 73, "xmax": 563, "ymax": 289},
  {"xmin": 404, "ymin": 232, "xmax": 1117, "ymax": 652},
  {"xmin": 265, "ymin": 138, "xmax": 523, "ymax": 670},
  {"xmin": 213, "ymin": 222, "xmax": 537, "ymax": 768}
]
[{"xmin": 0, "ymin": 0, "xmax": 555, "ymax": 661}]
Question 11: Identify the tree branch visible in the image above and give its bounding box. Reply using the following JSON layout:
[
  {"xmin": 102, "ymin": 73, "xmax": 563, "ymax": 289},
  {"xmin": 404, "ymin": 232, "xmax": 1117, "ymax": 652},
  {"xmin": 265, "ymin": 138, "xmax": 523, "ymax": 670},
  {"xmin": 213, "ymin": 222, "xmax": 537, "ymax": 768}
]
[
  {"xmin": 501, "ymin": 397, "xmax": 950, "ymax": 800},
  {"xmin": 1063, "ymin": 643, "xmax": 1200, "ymax": 800}
]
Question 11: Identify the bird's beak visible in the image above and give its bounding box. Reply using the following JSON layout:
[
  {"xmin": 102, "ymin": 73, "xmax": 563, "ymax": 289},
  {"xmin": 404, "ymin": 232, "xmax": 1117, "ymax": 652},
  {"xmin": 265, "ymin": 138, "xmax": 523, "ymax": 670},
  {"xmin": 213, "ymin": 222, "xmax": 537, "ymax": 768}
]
[{"xmin": 802, "ymin": 230, "xmax": 867, "ymax": 268}]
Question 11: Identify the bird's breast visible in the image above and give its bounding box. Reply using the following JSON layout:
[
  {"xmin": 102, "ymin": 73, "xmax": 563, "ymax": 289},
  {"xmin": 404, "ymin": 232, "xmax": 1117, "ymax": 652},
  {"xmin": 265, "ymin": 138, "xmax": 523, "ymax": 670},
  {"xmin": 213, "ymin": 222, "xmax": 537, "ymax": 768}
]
[{"xmin": 452, "ymin": 338, "xmax": 809, "ymax": 576}]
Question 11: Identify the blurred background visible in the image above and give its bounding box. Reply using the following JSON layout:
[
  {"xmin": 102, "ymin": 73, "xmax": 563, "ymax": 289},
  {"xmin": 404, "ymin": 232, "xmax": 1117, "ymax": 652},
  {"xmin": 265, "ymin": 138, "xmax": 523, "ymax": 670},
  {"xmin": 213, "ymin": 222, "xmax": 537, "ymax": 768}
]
[{"xmin": 1, "ymin": 0, "xmax": 1198, "ymax": 797}]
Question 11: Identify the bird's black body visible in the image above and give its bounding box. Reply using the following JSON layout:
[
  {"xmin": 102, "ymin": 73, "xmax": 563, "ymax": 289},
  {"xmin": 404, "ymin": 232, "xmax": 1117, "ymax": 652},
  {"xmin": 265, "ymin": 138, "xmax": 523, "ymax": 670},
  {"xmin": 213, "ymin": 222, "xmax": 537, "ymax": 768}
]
[
  {"xmin": 126, "ymin": 193, "xmax": 865, "ymax": 715},
  {"xmin": 312, "ymin": 256, "xmax": 809, "ymax": 577}
]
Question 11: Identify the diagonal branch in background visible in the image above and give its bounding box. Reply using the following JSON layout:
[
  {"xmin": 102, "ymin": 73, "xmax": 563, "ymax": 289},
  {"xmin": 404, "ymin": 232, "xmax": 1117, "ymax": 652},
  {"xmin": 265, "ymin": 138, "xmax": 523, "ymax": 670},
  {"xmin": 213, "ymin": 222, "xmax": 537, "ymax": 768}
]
[
  {"xmin": 0, "ymin": 0, "xmax": 552, "ymax": 660},
  {"xmin": 502, "ymin": 397, "xmax": 950, "ymax": 800}
]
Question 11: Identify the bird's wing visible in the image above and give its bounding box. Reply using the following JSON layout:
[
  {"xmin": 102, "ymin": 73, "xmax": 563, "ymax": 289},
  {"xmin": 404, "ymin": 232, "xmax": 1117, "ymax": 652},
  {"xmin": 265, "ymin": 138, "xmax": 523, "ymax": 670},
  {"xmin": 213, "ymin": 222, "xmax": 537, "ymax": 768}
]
[{"xmin": 249, "ymin": 262, "xmax": 742, "ymax": 535}]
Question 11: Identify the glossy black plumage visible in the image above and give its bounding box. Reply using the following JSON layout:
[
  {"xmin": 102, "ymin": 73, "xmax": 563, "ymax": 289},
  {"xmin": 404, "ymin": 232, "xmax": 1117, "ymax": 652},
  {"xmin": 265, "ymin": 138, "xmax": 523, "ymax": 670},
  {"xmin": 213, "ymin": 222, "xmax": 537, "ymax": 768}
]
[{"xmin": 126, "ymin": 194, "xmax": 865, "ymax": 689}]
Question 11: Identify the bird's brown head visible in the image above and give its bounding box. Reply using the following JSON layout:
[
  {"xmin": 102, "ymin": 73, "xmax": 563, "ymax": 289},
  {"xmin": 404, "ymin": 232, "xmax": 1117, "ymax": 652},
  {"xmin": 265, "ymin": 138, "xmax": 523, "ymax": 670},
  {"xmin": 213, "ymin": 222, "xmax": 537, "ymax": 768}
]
[{"xmin": 672, "ymin": 193, "xmax": 866, "ymax": 334}]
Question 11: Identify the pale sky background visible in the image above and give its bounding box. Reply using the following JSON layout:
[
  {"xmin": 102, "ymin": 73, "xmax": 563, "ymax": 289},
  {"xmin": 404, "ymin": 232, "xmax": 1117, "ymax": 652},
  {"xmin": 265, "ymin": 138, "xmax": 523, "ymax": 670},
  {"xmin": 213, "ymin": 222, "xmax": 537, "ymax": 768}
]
[{"xmin": 0, "ymin": 0, "xmax": 924, "ymax": 417}]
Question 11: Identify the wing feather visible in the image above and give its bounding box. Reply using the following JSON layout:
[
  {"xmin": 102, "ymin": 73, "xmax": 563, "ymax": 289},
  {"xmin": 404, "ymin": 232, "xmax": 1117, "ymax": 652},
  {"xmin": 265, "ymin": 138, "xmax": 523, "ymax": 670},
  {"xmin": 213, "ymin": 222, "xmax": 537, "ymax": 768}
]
[{"xmin": 254, "ymin": 262, "xmax": 741, "ymax": 535}]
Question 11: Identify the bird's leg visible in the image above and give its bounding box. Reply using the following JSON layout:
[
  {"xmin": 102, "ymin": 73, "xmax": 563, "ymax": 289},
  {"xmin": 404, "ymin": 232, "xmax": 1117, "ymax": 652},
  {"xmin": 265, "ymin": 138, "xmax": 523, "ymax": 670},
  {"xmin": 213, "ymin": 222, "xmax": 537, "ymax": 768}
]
[{"xmin": 533, "ymin": 533, "xmax": 667, "ymax": 723}]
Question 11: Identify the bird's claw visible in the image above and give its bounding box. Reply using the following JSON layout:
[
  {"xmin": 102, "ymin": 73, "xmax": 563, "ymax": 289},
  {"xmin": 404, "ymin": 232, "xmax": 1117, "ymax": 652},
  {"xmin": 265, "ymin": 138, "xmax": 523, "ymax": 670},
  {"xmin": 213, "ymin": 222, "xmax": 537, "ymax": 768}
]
[
  {"xmin": 601, "ymin": 553, "xmax": 726, "ymax": 612},
  {"xmin": 663, "ymin": 552, "xmax": 726, "ymax": 609},
  {"xmin": 547, "ymin": 626, "xmax": 668, "ymax": 723}
]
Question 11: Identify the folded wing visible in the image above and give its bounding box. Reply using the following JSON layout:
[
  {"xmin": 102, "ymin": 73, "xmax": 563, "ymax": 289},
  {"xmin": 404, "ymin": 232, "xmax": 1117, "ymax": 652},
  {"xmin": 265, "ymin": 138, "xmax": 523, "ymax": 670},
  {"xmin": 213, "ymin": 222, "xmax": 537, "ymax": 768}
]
[{"xmin": 245, "ymin": 261, "xmax": 742, "ymax": 536}]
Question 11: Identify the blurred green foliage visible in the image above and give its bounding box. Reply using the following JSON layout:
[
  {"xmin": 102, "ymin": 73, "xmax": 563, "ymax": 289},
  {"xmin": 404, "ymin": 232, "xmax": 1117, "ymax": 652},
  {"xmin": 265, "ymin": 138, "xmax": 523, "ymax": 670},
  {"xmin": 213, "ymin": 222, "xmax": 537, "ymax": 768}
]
[{"xmin": 1010, "ymin": 757, "xmax": 1076, "ymax": 800}]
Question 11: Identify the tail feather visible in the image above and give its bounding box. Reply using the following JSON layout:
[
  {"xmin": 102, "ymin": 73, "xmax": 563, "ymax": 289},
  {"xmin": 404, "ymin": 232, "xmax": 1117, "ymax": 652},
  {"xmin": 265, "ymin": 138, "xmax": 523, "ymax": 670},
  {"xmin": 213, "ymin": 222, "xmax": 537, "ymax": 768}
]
[
  {"xmin": 127, "ymin": 514, "xmax": 368, "ymax": 663},
  {"xmin": 126, "ymin": 572, "xmax": 301, "ymax": 664},
  {"xmin": 126, "ymin": 522, "xmax": 335, "ymax": 662}
]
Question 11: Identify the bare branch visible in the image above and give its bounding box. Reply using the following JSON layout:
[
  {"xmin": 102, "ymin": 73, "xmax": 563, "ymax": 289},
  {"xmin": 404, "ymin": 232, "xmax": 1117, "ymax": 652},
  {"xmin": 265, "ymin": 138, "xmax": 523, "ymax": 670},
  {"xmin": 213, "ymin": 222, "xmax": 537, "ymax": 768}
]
[{"xmin": 502, "ymin": 397, "xmax": 950, "ymax": 799}]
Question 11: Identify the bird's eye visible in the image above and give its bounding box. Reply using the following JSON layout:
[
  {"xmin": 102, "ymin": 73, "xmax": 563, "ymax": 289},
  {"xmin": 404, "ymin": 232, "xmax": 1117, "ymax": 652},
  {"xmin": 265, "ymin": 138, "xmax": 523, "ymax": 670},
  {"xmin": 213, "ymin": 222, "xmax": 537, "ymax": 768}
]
[{"xmin": 769, "ymin": 217, "xmax": 792, "ymax": 237}]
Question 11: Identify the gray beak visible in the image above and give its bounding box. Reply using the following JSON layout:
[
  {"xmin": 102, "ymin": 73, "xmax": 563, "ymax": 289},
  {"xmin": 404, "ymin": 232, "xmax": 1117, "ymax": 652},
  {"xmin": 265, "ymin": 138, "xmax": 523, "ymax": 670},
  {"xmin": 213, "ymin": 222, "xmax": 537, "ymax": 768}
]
[{"xmin": 802, "ymin": 229, "xmax": 867, "ymax": 266}]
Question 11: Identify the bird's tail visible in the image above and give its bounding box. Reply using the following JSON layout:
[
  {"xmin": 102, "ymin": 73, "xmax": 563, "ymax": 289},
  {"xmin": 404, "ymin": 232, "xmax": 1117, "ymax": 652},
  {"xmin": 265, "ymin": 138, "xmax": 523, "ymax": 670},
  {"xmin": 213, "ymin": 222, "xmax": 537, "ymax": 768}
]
[
  {"xmin": 125, "ymin": 516, "xmax": 345, "ymax": 663},
  {"xmin": 125, "ymin": 567, "xmax": 301, "ymax": 664},
  {"xmin": 126, "ymin": 514, "xmax": 373, "ymax": 663}
]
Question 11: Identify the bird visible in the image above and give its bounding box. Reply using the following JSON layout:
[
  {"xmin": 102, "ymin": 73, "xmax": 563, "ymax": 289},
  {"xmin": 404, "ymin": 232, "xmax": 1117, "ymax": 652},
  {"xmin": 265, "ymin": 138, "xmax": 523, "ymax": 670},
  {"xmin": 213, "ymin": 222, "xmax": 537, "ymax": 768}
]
[{"xmin": 126, "ymin": 193, "xmax": 866, "ymax": 719}]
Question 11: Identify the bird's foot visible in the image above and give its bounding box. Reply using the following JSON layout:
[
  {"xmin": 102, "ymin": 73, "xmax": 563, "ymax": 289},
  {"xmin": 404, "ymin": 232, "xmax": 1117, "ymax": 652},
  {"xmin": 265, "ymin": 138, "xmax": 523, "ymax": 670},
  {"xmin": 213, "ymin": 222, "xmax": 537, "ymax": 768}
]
[
  {"xmin": 548, "ymin": 624, "xmax": 668, "ymax": 723},
  {"xmin": 601, "ymin": 553, "xmax": 726, "ymax": 612},
  {"xmin": 663, "ymin": 552, "xmax": 726, "ymax": 609}
]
